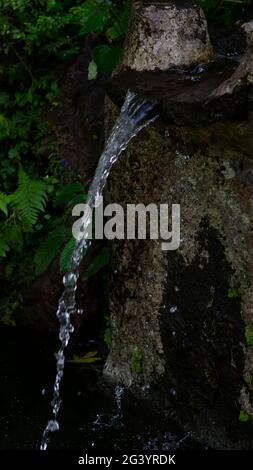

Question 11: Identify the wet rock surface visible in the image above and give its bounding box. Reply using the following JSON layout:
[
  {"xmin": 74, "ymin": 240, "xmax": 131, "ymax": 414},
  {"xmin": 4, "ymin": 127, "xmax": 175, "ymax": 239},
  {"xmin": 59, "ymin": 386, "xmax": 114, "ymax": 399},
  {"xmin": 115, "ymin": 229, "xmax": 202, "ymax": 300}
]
[
  {"xmin": 159, "ymin": 223, "xmax": 248, "ymax": 449},
  {"xmin": 109, "ymin": 60, "xmax": 249, "ymax": 126},
  {"xmin": 104, "ymin": 97, "xmax": 253, "ymax": 448}
]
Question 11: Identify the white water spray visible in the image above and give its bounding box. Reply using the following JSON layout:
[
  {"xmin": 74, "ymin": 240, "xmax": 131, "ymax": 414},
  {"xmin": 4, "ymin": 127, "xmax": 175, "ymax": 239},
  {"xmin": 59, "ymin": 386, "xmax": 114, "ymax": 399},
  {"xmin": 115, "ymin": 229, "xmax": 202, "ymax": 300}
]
[{"xmin": 40, "ymin": 91, "xmax": 157, "ymax": 450}]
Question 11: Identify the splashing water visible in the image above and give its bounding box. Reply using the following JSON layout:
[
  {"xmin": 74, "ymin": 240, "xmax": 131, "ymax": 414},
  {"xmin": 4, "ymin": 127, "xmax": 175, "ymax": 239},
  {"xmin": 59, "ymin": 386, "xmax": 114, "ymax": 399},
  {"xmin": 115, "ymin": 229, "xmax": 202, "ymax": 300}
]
[
  {"xmin": 109, "ymin": 385, "xmax": 125, "ymax": 426},
  {"xmin": 114, "ymin": 385, "xmax": 124, "ymax": 419},
  {"xmin": 92, "ymin": 385, "xmax": 125, "ymax": 431},
  {"xmin": 40, "ymin": 91, "xmax": 157, "ymax": 450}
]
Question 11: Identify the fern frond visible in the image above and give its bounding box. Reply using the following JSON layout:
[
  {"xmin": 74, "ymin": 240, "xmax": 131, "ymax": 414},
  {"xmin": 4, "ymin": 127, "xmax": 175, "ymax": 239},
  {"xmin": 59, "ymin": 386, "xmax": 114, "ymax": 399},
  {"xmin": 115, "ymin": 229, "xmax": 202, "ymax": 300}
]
[
  {"xmin": 0, "ymin": 192, "xmax": 10, "ymax": 216},
  {"xmin": 11, "ymin": 168, "xmax": 48, "ymax": 228}
]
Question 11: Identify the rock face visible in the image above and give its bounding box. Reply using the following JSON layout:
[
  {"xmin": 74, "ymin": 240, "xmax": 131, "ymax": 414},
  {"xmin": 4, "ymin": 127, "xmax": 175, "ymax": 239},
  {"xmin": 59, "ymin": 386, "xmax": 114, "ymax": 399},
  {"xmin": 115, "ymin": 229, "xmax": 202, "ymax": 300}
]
[
  {"xmin": 109, "ymin": 62, "xmax": 249, "ymax": 126},
  {"xmin": 118, "ymin": 0, "xmax": 213, "ymax": 71},
  {"xmin": 104, "ymin": 101, "xmax": 253, "ymax": 448},
  {"xmin": 104, "ymin": 0, "xmax": 253, "ymax": 449}
]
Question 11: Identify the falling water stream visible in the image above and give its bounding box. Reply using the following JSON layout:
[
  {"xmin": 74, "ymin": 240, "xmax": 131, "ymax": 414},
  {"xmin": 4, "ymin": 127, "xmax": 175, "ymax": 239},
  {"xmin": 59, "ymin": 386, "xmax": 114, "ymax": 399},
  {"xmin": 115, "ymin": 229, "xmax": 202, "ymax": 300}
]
[{"xmin": 40, "ymin": 91, "xmax": 157, "ymax": 450}]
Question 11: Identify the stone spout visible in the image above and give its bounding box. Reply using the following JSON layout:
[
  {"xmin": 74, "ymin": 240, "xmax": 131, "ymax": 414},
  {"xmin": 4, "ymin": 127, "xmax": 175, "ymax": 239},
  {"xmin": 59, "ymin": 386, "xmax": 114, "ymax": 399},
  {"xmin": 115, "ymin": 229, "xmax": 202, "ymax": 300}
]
[
  {"xmin": 118, "ymin": 0, "xmax": 214, "ymax": 72},
  {"xmin": 109, "ymin": 1, "xmax": 253, "ymax": 126}
]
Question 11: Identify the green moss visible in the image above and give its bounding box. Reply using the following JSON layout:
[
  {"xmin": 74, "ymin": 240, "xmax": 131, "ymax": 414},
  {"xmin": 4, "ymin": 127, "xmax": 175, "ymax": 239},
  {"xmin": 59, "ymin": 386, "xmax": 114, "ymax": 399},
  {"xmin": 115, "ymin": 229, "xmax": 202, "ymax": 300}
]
[
  {"xmin": 104, "ymin": 327, "xmax": 112, "ymax": 348},
  {"xmin": 245, "ymin": 326, "xmax": 253, "ymax": 348},
  {"xmin": 244, "ymin": 372, "xmax": 252, "ymax": 386},
  {"xmin": 131, "ymin": 348, "xmax": 143, "ymax": 375},
  {"xmin": 227, "ymin": 288, "xmax": 239, "ymax": 299},
  {"xmin": 239, "ymin": 409, "xmax": 250, "ymax": 423}
]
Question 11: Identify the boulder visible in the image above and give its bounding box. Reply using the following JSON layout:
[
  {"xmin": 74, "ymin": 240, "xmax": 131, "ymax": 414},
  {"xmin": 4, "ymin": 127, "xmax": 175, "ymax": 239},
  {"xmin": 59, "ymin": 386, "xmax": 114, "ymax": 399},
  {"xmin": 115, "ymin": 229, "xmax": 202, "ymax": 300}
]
[{"xmin": 104, "ymin": 0, "xmax": 253, "ymax": 448}]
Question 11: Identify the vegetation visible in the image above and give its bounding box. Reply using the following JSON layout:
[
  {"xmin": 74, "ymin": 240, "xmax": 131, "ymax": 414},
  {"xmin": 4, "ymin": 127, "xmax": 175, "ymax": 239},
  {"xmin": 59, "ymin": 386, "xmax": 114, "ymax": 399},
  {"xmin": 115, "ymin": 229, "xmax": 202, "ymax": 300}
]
[
  {"xmin": 245, "ymin": 326, "xmax": 253, "ymax": 348},
  {"xmin": 0, "ymin": 0, "xmax": 251, "ymax": 326},
  {"xmin": 103, "ymin": 313, "xmax": 112, "ymax": 347},
  {"xmin": 67, "ymin": 351, "xmax": 101, "ymax": 363},
  {"xmin": 0, "ymin": 0, "xmax": 128, "ymax": 324},
  {"xmin": 197, "ymin": 0, "xmax": 251, "ymax": 24},
  {"xmin": 131, "ymin": 348, "xmax": 143, "ymax": 375},
  {"xmin": 239, "ymin": 409, "xmax": 250, "ymax": 422},
  {"xmin": 227, "ymin": 288, "xmax": 239, "ymax": 299}
]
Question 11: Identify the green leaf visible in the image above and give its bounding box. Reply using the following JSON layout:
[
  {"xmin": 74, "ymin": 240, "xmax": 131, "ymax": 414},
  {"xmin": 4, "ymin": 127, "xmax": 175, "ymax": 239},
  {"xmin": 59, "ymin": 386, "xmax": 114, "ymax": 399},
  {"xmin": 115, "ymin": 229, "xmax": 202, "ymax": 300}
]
[
  {"xmin": 196, "ymin": 0, "xmax": 250, "ymax": 24},
  {"xmin": 11, "ymin": 168, "xmax": 48, "ymax": 228},
  {"xmin": 4, "ymin": 225, "xmax": 23, "ymax": 253},
  {"xmin": 0, "ymin": 91, "xmax": 9, "ymax": 107},
  {"xmin": 239, "ymin": 409, "xmax": 250, "ymax": 422},
  {"xmin": 8, "ymin": 147, "xmax": 19, "ymax": 159},
  {"xmin": 0, "ymin": 315, "xmax": 16, "ymax": 327},
  {"xmin": 104, "ymin": 327, "xmax": 112, "ymax": 347},
  {"xmin": 245, "ymin": 326, "xmax": 253, "ymax": 348},
  {"xmin": 60, "ymin": 237, "xmax": 76, "ymax": 272},
  {"xmin": 34, "ymin": 225, "xmax": 67, "ymax": 275},
  {"xmin": 0, "ymin": 114, "xmax": 8, "ymax": 140},
  {"xmin": 75, "ymin": 1, "xmax": 111, "ymax": 36},
  {"xmin": 228, "ymin": 288, "xmax": 239, "ymax": 298},
  {"xmin": 80, "ymin": 10, "xmax": 109, "ymax": 35},
  {"xmin": 47, "ymin": 0, "xmax": 58, "ymax": 11},
  {"xmin": 92, "ymin": 45, "xmax": 122, "ymax": 74},
  {"xmin": 84, "ymin": 247, "xmax": 110, "ymax": 280},
  {"xmin": 131, "ymin": 348, "xmax": 143, "ymax": 374},
  {"xmin": 67, "ymin": 351, "xmax": 101, "ymax": 364},
  {"xmin": 106, "ymin": 2, "xmax": 130, "ymax": 40},
  {"xmin": 54, "ymin": 182, "xmax": 85, "ymax": 206},
  {"xmin": 0, "ymin": 192, "xmax": 9, "ymax": 216},
  {"xmin": 15, "ymin": 91, "xmax": 27, "ymax": 107},
  {"xmin": 0, "ymin": 238, "xmax": 10, "ymax": 259},
  {"xmin": 106, "ymin": 25, "xmax": 122, "ymax": 40},
  {"xmin": 88, "ymin": 60, "xmax": 98, "ymax": 80},
  {"xmin": 69, "ymin": 193, "xmax": 87, "ymax": 206}
]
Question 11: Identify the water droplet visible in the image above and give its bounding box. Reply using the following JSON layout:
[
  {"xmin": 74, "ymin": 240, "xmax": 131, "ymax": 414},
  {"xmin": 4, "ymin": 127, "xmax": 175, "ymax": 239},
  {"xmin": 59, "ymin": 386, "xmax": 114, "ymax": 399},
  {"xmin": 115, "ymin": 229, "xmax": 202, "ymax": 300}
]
[
  {"xmin": 63, "ymin": 272, "xmax": 77, "ymax": 288},
  {"xmin": 170, "ymin": 306, "xmax": 178, "ymax": 314},
  {"xmin": 142, "ymin": 384, "xmax": 151, "ymax": 392}
]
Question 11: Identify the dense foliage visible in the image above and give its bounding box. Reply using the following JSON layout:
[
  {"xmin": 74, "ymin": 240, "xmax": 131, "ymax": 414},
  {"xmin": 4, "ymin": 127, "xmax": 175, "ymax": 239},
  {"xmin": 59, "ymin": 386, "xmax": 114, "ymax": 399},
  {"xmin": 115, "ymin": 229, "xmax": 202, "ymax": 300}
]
[
  {"xmin": 0, "ymin": 0, "xmax": 251, "ymax": 325},
  {"xmin": 0, "ymin": 0, "xmax": 128, "ymax": 324},
  {"xmin": 197, "ymin": 0, "xmax": 251, "ymax": 24}
]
